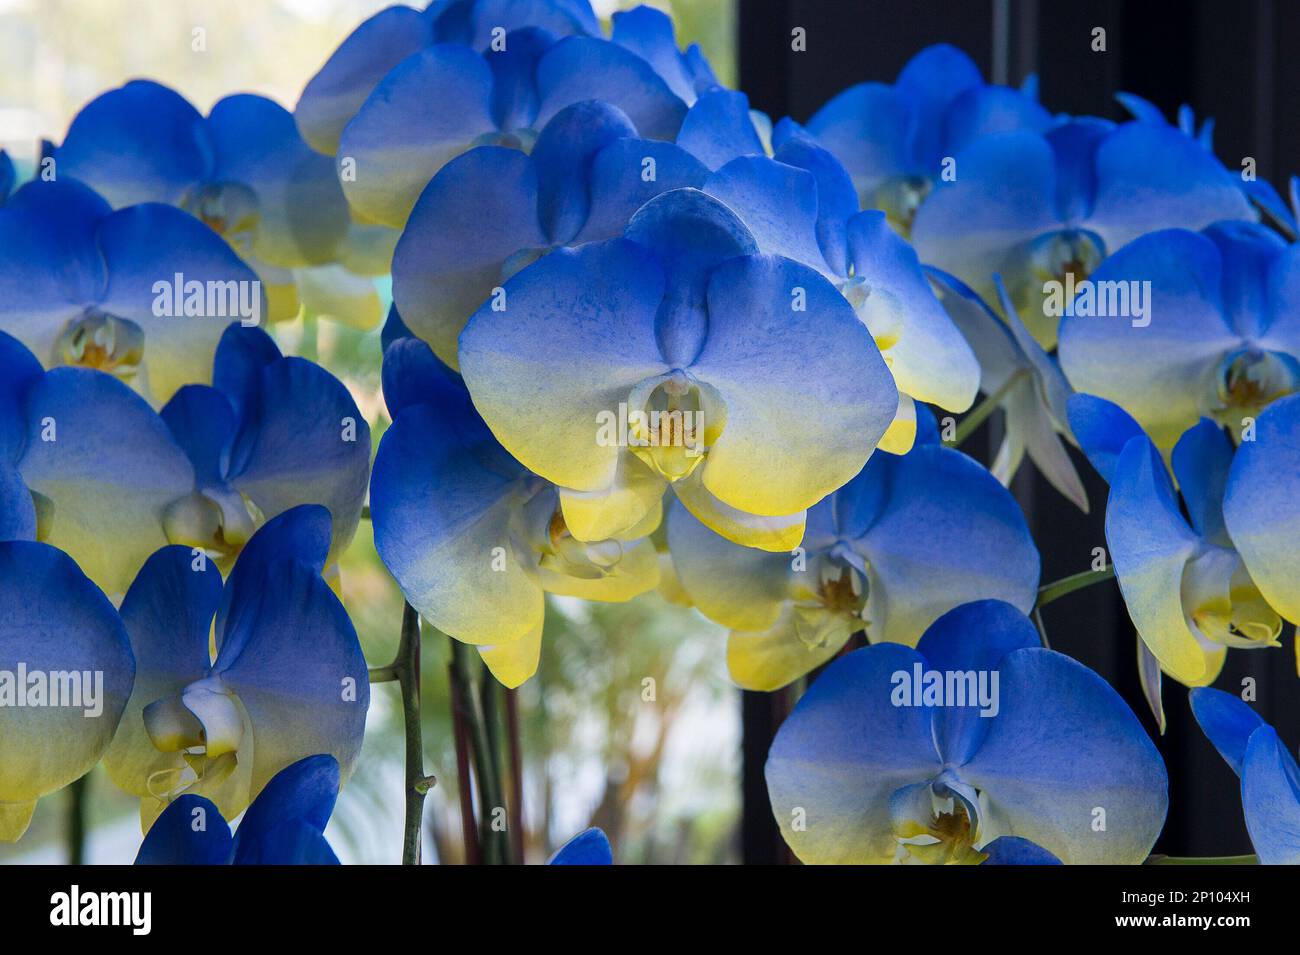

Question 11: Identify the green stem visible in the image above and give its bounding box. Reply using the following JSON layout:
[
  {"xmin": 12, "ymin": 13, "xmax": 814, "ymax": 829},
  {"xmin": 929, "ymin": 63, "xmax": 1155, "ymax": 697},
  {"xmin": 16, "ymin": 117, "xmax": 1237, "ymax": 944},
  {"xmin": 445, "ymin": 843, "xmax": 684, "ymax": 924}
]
[
  {"xmin": 1036, "ymin": 565, "xmax": 1116, "ymax": 608},
  {"xmin": 1147, "ymin": 853, "xmax": 1258, "ymax": 865},
  {"xmin": 953, "ymin": 368, "xmax": 1030, "ymax": 446},
  {"xmin": 449, "ymin": 640, "xmax": 508, "ymax": 864},
  {"xmin": 66, "ymin": 773, "xmax": 90, "ymax": 865},
  {"xmin": 379, "ymin": 603, "xmax": 432, "ymax": 864}
]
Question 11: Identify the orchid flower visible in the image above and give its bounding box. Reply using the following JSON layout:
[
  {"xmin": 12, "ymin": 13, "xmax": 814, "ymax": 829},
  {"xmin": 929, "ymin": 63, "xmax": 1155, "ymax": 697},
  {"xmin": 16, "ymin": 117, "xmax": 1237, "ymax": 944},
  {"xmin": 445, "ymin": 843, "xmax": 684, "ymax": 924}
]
[
  {"xmin": 1060, "ymin": 221, "xmax": 1300, "ymax": 451},
  {"xmin": 548, "ymin": 827, "xmax": 613, "ymax": 864},
  {"xmin": 666, "ymin": 409, "xmax": 1039, "ymax": 690},
  {"xmin": 103, "ymin": 507, "xmax": 369, "ymax": 830},
  {"xmin": 911, "ymin": 116, "xmax": 1255, "ymax": 348},
  {"xmin": 780, "ymin": 44, "xmax": 1053, "ymax": 234},
  {"xmin": 371, "ymin": 329, "xmax": 659, "ymax": 687},
  {"xmin": 765, "ymin": 600, "xmax": 1168, "ymax": 864},
  {"xmin": 159, "ymin": 325, "xmax": 371, "ymax": 570},
  {"xmin": 1069, "ymin": 393, "xmax": 1292, "ymax": 687},
  {"xmin": 456, "ymin": 187, "xmax": 898, "ymax": 553},
  {"xmin": 0, "ymin": 178, "xmax": 264, "ymax": 406}
]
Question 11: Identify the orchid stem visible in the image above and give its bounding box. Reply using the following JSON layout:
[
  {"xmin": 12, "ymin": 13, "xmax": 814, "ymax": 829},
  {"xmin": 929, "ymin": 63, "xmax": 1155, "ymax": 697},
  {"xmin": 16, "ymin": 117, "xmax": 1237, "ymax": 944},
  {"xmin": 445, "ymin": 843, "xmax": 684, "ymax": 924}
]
[
  {"xmin": 953, "ymin": 368, "xmax": 1030, "ymax": 447},
  {"xmin": 66, "ymin": 773, "xmax": 90, "ymax": 865},
  {"xmin": 449, "ymin": 639, "xmax": 508, "ymax": 864},
  {"xmin": 505, "ymin": 688, "xmax": 525, "ymax": 863},
  {"xmin": 447, "ymin": 637, "xmax": 480, "ymax": 865},
  {"xmin": 395, "ymin": 602, "xmax": 431, "ymax": 865},
  {"xmin": 1036, "ymin": 565, "xmax": 1116, "ymax": 608}
]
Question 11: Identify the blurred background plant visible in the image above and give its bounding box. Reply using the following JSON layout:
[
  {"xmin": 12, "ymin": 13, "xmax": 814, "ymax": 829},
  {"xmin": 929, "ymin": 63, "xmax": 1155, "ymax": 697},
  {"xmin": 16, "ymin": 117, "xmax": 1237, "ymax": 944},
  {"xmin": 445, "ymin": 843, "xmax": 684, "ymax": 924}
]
[{"xmin": 0, "ymin": 0, "xmax": 740, "ymax": 864}]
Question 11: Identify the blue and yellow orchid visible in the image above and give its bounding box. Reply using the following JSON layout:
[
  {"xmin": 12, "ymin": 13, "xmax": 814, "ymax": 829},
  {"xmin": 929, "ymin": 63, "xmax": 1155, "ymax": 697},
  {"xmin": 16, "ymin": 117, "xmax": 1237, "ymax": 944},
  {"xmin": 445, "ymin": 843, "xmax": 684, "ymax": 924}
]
[
  {"xmin": 321, "ymin": 4, "xmax": 717, "ymax": 227},
  {"xmin": 911, "ymin": 115, "xmax": 1255, "ymax": 348},
  {"xmin": 766, "ymin": 600, "xmax": 1168, "ymax": 864},
  {"xmin": 1191, "ymin": 688, "xmax": 1300, "ymax": 864},
  {"xmin": 0, "ymin": 539, "xmax": 135, "ymax": 841},
  {"xmin": 667, "ymin": 410, "xmax": 1039, "ymax": 690},
  {"xmin": 699, "ymin": 140, "xmax": 979, "ymax": 452},
  {"xmin": 295, "ymin": 0, "xmax": 604, "ymax": 156},
  {"xmin": 371, "ymin": 329, "xmax": 659, "ymax": 687},
  {"xmin": 136, "ymin": 755, "xmax": 343, "ymax": 865},
  {"xmin": 103, "ymin": 506, "xmax": 369, "ymax": 829},
  {"xmin": 1, "ymin": 331, "xmax": 197, "ymax": 597},
  {"xmin": 456, "ymin": 187, "xmax": 898, "ymax": 552},
  {"xmin": 1069, "ymin": 393, "xmax": 1290, "ymax": 688},
  {"xmin": 392, "ymin": 100, "xmax": 709, "ymax": 366},
  {"xmin": 160, "ymin": 324, "xmax": 371, "ymax": 570},
  {"xmin": 1060, "ymin": 221, "xmax": 1300, "ymax": 451},
  {"xmin": 0, "ymin": 178, "xmax": 265, "ymax": 406},
  {"xmin": 782, "ymin": 44, "xmax": 1053, "ymax": 233}
]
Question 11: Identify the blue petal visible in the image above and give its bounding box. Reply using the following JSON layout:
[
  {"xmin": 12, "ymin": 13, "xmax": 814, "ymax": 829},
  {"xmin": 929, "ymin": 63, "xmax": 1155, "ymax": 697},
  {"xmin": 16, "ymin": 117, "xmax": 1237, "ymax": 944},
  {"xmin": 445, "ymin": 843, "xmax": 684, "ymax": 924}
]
[
  {"xmin": 0, "ymin": 331, "xmax": 43, "ymax": 463},
  {"xmin": 892, "ymin": 44, "xmax": 984, "ymax": 167},
  {"xmin": 370, "ymin": 392, "xmax": 541, "ymax": 644},
  {"xmin": 535, "ymin": 37, "xmax": 686, "ymax": 141},
  {"xmin": 161, "ymin": 385, "xmax": 238, "ymax": 489},
  {"xmin": 910, "ymin": 129, "xmax": 1058, "ymax": 297},
  {"xmin": 914, "ymin": 600, "xmax": 1040, "ymax": 767},
  {"xmin": 804, "ymin": 82, "xmax": 912, "ymax": 197},
  {"xmin": 1065, "ymin": 393, "xmax": 1144, "ymax": 485},
  {"xmin": 702, "ymin": 156, "xmax": 830, "ymax": 272},
  {"xmin": 1240, "ymin": 726, "xmax": 1300, "ymax": 864},
  {"xmin": 429, "ymin": 0, "xmax": 598, "ymax": 47},
  {"xmin": 0, "ymin": 540, "xmax": 134, "ymax": 834},
  {"xmin": 961, "ymin": 646, "xmax": 1168, "ymax": 863},
  {"xmin": 338, "ymin": 44, "xmax": 497, "ymax": 227},
  {"xmin": 18, "ymin": 368, "xmax": 196, "ymax": 596},
  {"xmin": 215, "ymin": 504, "xmax": 331, "ymax": 645},
  {"xmin": 610, "ymin": 5, "xmax": 699, "ymax": 104},
  {"xmin": 381, "ymin": 336, "xmax": 475, "ymax": 420},
  {"xmin": 676, "ymin": 89, "xmax": 765, "ymax": 170},
  {"xmin": 0, "ymin": 180, "xmax": 110, "ymax": 364},
  {"xmin": 572, "ymin": 138, "xmax": 710, "ymax": 243},
  {"xmin": 294, "ymin": 6, "xmax": 436, "ymax": 155},
  {"xmin": 55, "ymin": 80, "xmax": 209, "ymax": 207},
  {"xmin": 134, "ymin": 794, "xmax": 232, "ymax": 864},
  {"xmin": 483, "ymin": 27, "xmax": 555, "ymax": 132},
  {"xmin": 0, "ymin": 465, "xmax": 35, "ymax": 541},
  {"xmin": 980, "ymin": 834, "xmax": 1062, "ymax": 865},
  {"xmin": 1088, "ymin": 121, "xmax": 1255, "ymax": 255},
  {"xmin": 942, "ymin": 84, "xmax": 1053, "ymax": 157},
  {"xmin": 230, "ymin": 754, "xmax": 339, "ymax": 865},
  {"xmin": 213, "ymin": 556, "xmax": 368, "ymax": 800},
  {"xmin": 211, "ymin": 324, "xmax": 283, "ymax": 420},
  {"xmin": 847, "ymin": 447, "xmax": 1040, "ymax": 649},
  {"xmin": 765, "ymin": 643, "xmax": 942, "ymax": 863},
  {"xmin": 1171, "ymin": 418, "xmax": 1234, "ymax": 542},
  {"xmin": 531, "ymin": 100, "xmax": 638, "ymax": 243},
  {"xmin": 0, "ymin": 150, "xmax": 13, "ymax": 204},
  {"xmin": 772, "ymin": 138, "xmax": 860, "ymax": 276},
  {"xmin": 207, "ymin": 94, "xmax": 349, "ymax": 267},
  {"xmin": 224, "ymin": 356, "xmax": 371, "ymax": 564},
  {"xmin": 391, "ymin": 146, "xmax": 545, "ymax": 366},
  {"xmin": 1189, "ymin": 687, "xmax": 1265, "ymax": 777},
  {"xmin": 1222, "ymin": 393, "xmax": 1300, "ymax": 624},
  {"xmin": 549, "ymin": 826, "xmax": 613, "ymax": 864}
]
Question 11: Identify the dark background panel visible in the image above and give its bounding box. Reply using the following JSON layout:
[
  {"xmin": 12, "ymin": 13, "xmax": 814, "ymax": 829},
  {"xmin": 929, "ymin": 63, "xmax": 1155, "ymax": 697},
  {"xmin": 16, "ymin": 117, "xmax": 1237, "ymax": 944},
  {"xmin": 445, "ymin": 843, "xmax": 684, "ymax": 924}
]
[{"xmin": 737, "ymin": 0, "xmax": 1298, "ymax": 863}]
